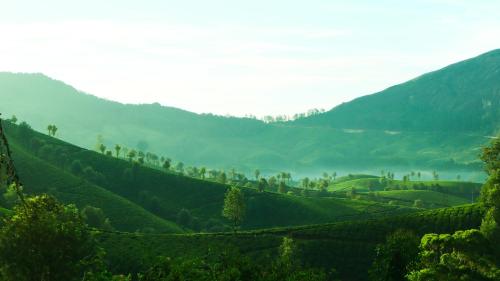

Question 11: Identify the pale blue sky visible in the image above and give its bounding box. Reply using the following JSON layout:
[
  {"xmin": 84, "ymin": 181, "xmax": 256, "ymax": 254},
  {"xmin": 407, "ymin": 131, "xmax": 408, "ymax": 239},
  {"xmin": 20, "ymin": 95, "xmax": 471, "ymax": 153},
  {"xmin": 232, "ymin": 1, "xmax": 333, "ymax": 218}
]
[{"xmin": 1, "ymin": 0, "xmax": 500, "ymax": 116}]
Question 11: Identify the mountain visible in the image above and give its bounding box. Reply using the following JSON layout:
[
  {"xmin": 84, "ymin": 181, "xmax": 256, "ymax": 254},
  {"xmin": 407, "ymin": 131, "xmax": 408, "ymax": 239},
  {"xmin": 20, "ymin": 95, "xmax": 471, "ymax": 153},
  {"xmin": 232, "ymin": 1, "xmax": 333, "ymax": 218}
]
[
  {"xmin": 0, "ymin": 50, "xmax": 498, "ymax": 175},
  {"xmin": 296, "ymin": 49, "xmax": 500, "ymax": 133}
]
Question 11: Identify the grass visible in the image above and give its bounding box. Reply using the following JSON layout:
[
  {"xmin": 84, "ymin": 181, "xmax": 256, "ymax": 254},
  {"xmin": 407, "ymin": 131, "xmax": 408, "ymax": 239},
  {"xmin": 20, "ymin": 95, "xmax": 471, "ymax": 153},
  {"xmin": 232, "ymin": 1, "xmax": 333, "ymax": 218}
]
[
  {"xmin": 370, "ymin": 190, "xmax": 470, "ymax": 208},
  {"xmin": 329, "ymin": 177, "xmax": 380, "ymax": 192},
  {"xmin": 329, "ymin": 177, "xmax": 482, "ymax": 198}
]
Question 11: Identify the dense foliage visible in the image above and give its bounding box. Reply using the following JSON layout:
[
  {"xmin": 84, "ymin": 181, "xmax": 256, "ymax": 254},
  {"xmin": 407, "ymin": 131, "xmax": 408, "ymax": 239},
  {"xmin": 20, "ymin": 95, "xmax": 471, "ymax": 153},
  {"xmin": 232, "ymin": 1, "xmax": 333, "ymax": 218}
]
[
  {"xmin": 369, "ymin": 229, "xmax": 420, "ymax": 281},
  {"xmin": 0, "ymin": 195, "xmax": 101, "ymax": 281},
  {"xmin": 407, "ymin": 137, "xmax": 500, "ymax": 280}
]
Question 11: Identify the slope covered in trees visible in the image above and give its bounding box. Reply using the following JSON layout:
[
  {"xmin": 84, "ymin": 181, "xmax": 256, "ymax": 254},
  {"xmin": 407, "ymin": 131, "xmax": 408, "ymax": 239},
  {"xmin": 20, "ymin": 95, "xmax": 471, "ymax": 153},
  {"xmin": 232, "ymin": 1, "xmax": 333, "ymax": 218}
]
[
  {"xmin": 2, "ymin": 121, "xmax": 416, "ymax": 233},
  {"xmin": 296, "ymin": 49, "xmax": 500, "ymax": 133},
  {"xmin": 1, "ymin": 50, "xmax": 498, "ymax": 173}
]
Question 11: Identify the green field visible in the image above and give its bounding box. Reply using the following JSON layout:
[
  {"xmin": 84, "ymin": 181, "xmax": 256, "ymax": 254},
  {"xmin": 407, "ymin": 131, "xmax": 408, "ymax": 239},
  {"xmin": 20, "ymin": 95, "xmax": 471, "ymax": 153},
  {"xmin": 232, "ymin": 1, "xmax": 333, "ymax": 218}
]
[{"xmin": 371, "ymin": 190, "xmax": 470, "ymax": 208}]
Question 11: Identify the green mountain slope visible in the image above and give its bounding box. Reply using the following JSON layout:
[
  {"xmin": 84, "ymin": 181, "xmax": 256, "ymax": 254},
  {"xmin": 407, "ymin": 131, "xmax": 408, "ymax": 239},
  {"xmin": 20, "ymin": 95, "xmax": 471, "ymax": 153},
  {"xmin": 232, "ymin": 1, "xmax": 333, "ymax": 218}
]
[
  {"xmin": 0, "ymin": 50, "xmax": 497, "ymax": 174},
  {"xmin": 296, "ymin": 49, "xmax": 500, "ymax": 133},
  {"xmin": 9, "ymin": 138, "xmax": 184, "ymax": 233},
  {"xmin": 3, "ymin": 121, "xmax": 415, "ymax": 232}
]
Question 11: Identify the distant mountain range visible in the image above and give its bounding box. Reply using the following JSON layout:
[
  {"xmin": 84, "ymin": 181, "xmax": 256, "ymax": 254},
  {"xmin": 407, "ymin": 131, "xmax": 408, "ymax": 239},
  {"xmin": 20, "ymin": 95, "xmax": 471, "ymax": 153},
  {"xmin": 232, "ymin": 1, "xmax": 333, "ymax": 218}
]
[
  {"xmin": 1, "ymin": 50, "xmax": 499, "ymax": 176},
  {"xmin": 295, "ymin": 49, "xmax": 500, "ymax": 133}
]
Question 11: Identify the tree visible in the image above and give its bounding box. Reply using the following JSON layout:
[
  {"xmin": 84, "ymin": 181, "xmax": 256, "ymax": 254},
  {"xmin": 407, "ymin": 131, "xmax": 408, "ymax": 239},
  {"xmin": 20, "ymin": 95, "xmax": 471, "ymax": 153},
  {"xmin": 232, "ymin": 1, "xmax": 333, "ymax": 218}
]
[
  {"xmin": 127, "ymin": 149, "xmax": 137, "ymax": 162},
  {"xmin": 51, "ymin": 125, "xmax": 58, "ymax": 136},
  {"xmin": 258, "ymin": 178, "xmax": 267, "ymax": 192},
  {"xmin": 269, "ymin": 176, "xmax": 277, "ymax": 188},
  {"xmin": 81, "ymin": 205, "xmax": 113, "ymax": 231},
  {"xmin": 99, "ymin": 143, "xmax": 106, "ymax": 154},
  {"xmin": 479, "ymin": 137, "xmax": 500, "ymax": 254},
  {"xmin": 162, "ymin": 159, "xmax": 171, "ymax": 171},
  {"xmin": 254, "ymin": 169, "xmax": 260, "ymax": 180},
  {"xmin": 218, "ymin": 172, "xmax": 227, "ymax": 184},
  {"xmin": 432, "ymin": 171, "xmax": 439, "ymax": 181},
  {"xmin": 369, "ymin": 229, "xmax": 420, "ymax": 281},
  {"xmin": 200, "ymin": 167, "xmax": 206, "ymax": 179},
  {"xmin": 47, "ymin": 124, "xmax": 53, "ymax": 136},
  {"xmin": 114, "ymin": 144, "xmax": 121, "ymax": 158},
  {"xmin": 407, "ymin": 137, "xmax": 500, "ymax": 280},
  {"xmin": 175, "ymin": 162, "xmax": 184, "ymax": 174},
  {"xmin": 319, "ymin": 179, "xmax": 329, "ymax": 192},
  {"xmin": 332, "ymin": 171, "xmax": 337, "ymax": 181},
  {"xmin": 0, "ymin": 195, "xmax": 101, "ymax": 280},
  {"xmin": 222, "ymin": 187, "xmax": 245, "ymax": 232},
  {"xmin": 279, "ymin": 181, "xmax": 287, "ymax": 194},
  {"xmin": 70, "ymin": 159, "xmax": 84, "ymax": 175},
  {"xmin": 301, "ymin": 177, "xmax": 310, "ymax": 189},
  {"xmin": 176, "ymin": 208, "xmax": 193, "ymax": 228},
  {"xmin": 407, "ymin": 230, "xmax": 499, "ymax": 281},
  {"xmin": 138, "ymin": 151, "xmax": 145, "ymax": 159}
]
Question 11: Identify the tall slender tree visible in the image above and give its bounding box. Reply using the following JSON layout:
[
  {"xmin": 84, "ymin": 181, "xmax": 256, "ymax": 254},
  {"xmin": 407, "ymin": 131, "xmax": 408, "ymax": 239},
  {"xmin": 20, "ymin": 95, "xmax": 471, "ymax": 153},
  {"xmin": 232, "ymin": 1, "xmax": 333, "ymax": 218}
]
[
  {"xmin": 114, "ymin": 144, "xmax": 121, "ymax": 158},
  {"xmin": 222, "ymin": 187, "xmax": 246, "ymax": 233}
]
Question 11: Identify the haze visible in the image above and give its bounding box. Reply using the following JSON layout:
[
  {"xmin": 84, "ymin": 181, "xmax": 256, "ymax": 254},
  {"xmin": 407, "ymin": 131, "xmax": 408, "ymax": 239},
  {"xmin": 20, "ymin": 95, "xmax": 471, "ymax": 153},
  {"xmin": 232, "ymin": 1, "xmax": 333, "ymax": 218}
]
[{"xmin": 1, "ymin": 0, "xmax": 500, "ymax": 117}]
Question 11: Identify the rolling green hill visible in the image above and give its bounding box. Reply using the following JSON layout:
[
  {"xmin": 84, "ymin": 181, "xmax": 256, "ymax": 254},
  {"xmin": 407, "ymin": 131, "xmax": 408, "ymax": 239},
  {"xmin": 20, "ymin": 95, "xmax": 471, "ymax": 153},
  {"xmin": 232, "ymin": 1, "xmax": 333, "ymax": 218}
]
[
  {"xmin": 329, "ymin": 176, "xmax": 481, "ymax": 195},
  {"xmin": 3, "ymin": 121, "xmax": 416, "ymax": 233},
  {"xmin": 370, "ymin": 190, "xmax": 470, "ymax": 208},
  {"xmin": 99, "ymin": 203, "xmax": 485, "ymax": 280},
  {"xmin": 8, "ymin": 138, "xmax": 184, "ymax": 233},
  {"xmin": 1, "ymin": 50, "xmax": 498, "ymax": 174}
]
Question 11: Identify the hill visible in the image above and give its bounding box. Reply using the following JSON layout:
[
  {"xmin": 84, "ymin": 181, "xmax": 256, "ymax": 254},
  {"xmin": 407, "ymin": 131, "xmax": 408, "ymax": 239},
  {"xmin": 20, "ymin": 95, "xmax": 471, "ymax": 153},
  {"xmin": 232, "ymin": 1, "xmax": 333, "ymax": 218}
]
[
  {"xmin": 98, "ymin": 203, "xmax": 485, "ymax": 280},
  {"xmin": 1, "ymin": 51, "xmax": 499, "ymax": 174},
  {"xmin": 296, "ymin": 49, "xmax": 500, "ymax": 133},
  {"xmin": 7, "ymin": 133, "xmax": 184, "ymax": 233},
  {"xmin": 3, "ymin": 121, "xmax": 416, "ymax": 232}
]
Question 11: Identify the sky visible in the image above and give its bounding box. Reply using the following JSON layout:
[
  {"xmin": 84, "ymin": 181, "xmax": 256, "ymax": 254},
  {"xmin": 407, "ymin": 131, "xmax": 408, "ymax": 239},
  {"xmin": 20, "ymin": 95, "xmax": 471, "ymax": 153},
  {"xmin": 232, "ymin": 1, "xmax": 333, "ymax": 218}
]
[{"xmin": 1, "ymin": 0, "xmax": 500, "ymax": 117}]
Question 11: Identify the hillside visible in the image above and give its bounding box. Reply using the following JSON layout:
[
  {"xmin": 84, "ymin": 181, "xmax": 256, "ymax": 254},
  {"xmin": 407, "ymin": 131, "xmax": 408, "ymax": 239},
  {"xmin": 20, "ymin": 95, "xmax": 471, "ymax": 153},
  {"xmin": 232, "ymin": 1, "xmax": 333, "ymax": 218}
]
[
  {"xmin": 3, "ymin": 121, "xmax": 416, "ymax": 232},
  {"xmin": 296, "ymin": 49, "xmax": 500, "ymax": 133},
  {"xmin": 8, "ymin": 134, "xmax": 184, "ymax": 233},
  {"xmin": 99, "ymin": 204, "xmax": 485, "ymax": 280},
  {"xmin": 1, "ymin": 51, "xmax": 499, "ymax": 174}
]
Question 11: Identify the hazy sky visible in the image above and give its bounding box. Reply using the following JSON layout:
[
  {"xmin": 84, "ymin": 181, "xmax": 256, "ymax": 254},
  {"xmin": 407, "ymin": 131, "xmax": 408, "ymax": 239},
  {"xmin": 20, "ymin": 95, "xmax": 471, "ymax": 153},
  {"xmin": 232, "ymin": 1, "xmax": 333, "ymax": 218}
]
[{"xmin": 1, "ymin": 0, "xmax": 500, "ymax": 117}]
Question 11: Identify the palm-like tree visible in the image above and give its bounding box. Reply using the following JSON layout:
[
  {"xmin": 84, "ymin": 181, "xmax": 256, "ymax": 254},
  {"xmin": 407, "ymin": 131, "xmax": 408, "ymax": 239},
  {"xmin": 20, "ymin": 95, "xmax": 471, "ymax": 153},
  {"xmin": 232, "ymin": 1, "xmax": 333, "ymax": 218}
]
[
  {"xmin": 114, "ymin": 145, "xmax": 121, "ymax": 158},
  {"xmin": 200, "ymin": 167, "xmax": 206, "ymax": 179}
]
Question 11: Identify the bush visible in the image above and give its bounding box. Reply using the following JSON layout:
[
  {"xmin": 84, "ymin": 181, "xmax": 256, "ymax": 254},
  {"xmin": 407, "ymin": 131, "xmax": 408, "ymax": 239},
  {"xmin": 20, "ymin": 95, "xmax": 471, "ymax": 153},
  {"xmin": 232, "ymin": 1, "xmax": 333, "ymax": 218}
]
[
  {"xmin": 81, "ymin": 205, "xmax": 114, "ymax": 231},
  {"xmin": 0, "ymin": 195, "xmax": 102, "ymax": 281}
]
